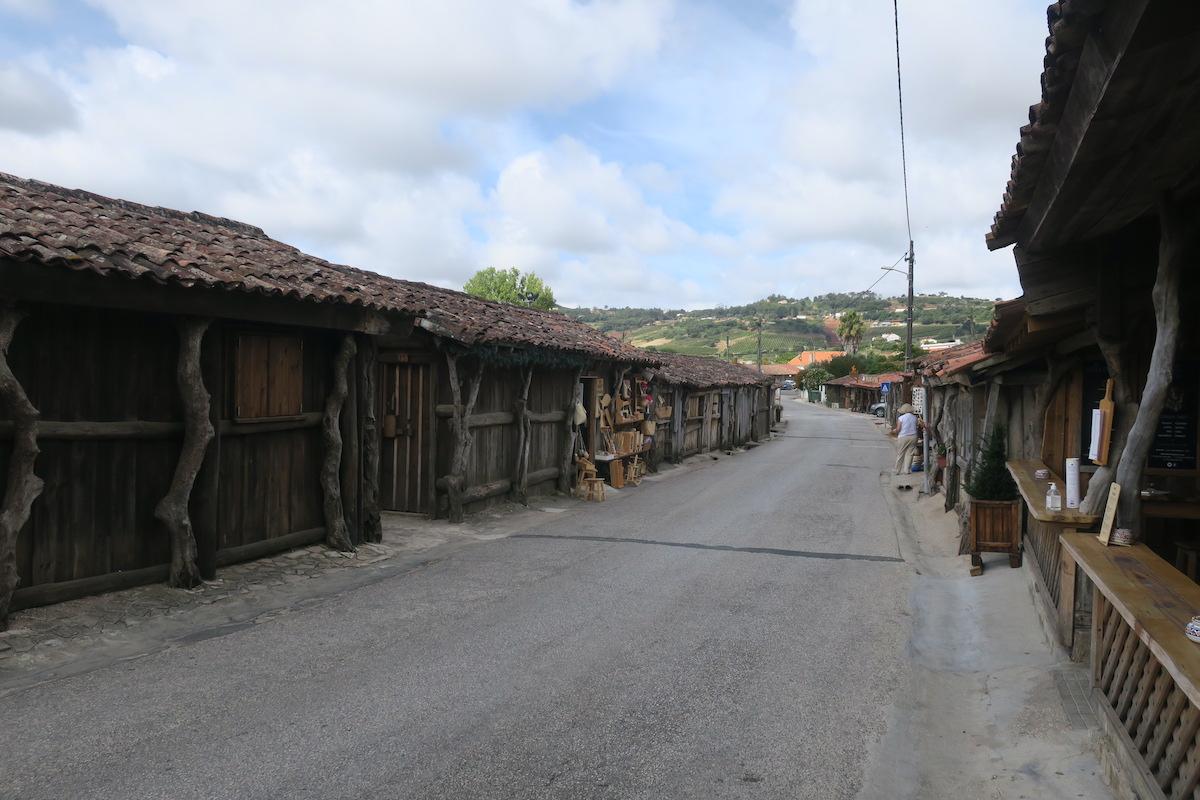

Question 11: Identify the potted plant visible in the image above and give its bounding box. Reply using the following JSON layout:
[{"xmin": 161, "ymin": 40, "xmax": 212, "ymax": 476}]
[
  {"xmin": 965, "ymin": 425, "xmax": 1021, "ymax": 572},
  {"xmin": 936, "ymin": 443, "xmax": 948, "ymax": 471}
]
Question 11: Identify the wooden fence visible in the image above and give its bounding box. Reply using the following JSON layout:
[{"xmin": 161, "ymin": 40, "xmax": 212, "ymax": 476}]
[
  {"xmin": 434, "ymin": 364, "xmax": 573, "ymax": 515},
  {"xmin": 2, "ymin": 304, "xmax": 340, "ymax": 609}
]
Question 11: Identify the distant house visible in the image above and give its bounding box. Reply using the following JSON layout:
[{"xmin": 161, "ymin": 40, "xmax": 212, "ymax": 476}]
[
  {"xmin": 877, "ymin": 333, "xmax": 901, "ymax": 343},
  {"xmin": 922, "ymin": 340, "xmax": 963, "ymax": 353},
  {"xmin": 788, "ymin": 350, "xmax": 841, "ymax": 368},
  {"xmin": 759, "ymin": 363, "xmax": 799, "ymax": 385}
]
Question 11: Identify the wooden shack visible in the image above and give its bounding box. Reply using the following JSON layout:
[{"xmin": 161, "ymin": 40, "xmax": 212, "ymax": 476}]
[
  {"xmin": 645, "ymin": 352, "xmax": 772, "ymax": 463},
  {"xmin": 974, "ymin": 2, "xmax": 1200, "ymax": 794},
  {"xmin": 0, "ymin": 173, "xmax": 652, "ymax": 624}
]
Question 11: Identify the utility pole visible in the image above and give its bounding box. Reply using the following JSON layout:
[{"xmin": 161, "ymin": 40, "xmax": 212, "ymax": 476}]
[
  {"xmin": 756, "ymin": 317, "xmax": 763, "ymax": 374},
  {"xmin": 905, "ymin": 239, "xmax": 915, "ymax": 366}
]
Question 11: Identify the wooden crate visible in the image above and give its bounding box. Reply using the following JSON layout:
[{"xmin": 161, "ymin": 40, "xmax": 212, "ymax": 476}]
[{"xmin": 970, "ymin": 498, "xmax": 1021, "ymax": 569}]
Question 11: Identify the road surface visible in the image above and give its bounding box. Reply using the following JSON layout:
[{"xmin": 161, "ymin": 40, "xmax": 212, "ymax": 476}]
[{"xmin": 1, "ymin": 399, "xmax": 916, "ymax": 800}]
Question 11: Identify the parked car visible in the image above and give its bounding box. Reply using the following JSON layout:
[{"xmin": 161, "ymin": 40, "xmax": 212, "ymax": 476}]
[
  {"xmin": 869, "ymin": 401, "xmax": 886, "ymax": 417},
  {"xmin": 781, "ymin": 379, "xmax": 796, "ymax": 390}
]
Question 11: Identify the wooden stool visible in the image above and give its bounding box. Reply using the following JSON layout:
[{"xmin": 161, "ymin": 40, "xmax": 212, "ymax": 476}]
[
  {"xmin": 1175, "ymin": 539, "xmax": 1200, "ymax": 582},
  {"xmin": 582, "ymin": 477, "xmax": 606, "ymax": 502}
]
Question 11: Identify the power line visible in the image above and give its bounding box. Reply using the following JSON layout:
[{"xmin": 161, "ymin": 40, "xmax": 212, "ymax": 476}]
[{"xmin": 893, "ymin": 0, "xmax": 913, "ymax": 243}]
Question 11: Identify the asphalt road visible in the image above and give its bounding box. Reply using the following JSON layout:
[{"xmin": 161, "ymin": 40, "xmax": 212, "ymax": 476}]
[{"xmin": 0, "ymin": 399, "xmax": 915, "ymax": 800}]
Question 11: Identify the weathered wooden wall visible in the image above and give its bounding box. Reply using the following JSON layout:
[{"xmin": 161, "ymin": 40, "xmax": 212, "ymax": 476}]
[
  {"xmin": 0, "ymin": 304, "xmax": 342, "ymax": 608},
  {"xmin": 434, "ymin": 363, "xmax": 574, "ymax": 516}
]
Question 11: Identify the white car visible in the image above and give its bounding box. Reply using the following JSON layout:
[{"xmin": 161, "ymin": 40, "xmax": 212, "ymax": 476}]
[{"xmin": 869, "ymin": 401, "xmax": 887, "ymax": 417}]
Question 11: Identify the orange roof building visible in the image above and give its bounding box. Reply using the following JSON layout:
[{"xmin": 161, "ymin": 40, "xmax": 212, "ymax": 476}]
[{"xmin": 788, "ymin": 350, "xmax": 842, "ymax": 368}]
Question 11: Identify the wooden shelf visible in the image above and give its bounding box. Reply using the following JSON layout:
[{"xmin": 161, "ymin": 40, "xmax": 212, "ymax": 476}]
[
  {"xmin": 593, "ymin": 443, "xmax": 651, "ymax": 462},
  {"xmin": 1061, "ymin": 532, "xmax": 1200, "ymax": 709},
  {"xmin": 1006, "ymin": 459, "xmax": 1099, "ymax": 526}
]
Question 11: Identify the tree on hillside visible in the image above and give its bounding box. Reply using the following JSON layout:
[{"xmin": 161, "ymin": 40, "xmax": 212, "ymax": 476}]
[
  {"xmin": 837, "ymin": 311, "xmax": 867, "ymax": 354},
  {"xmin": 463, "ymin": 267, "xmax": 557, "ymax": 310}
]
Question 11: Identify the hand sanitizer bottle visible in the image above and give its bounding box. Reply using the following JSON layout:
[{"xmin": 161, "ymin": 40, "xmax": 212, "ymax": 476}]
[{"xmin": 1046, "ymin": 482, "xmax": 1062, "ymax": 512}]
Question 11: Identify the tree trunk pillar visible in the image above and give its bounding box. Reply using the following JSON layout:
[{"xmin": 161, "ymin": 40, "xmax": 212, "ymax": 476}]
[
  {"xmin": 322, "ymin": 334, "xmax": 357, "ymax": 551},
  {"xmin": 445, "ymin": 352, "xmax": 483, "ymax": 523},
  {"xmin": 154, "ymin": 317, "xmax": 213, "ymax": 588},
  {"xmin": 0, "ymin": 308, "xmax": 42, "ymax": 629},
  {"xmin": 557, "ymin": 367, "xmax": 583, "ymax": 494},
  {"xmin": 360, "ymin": 338, "xmax": 382, "ymax": 543},
  {"xmin": 1110, "ymin": 197, "xmax": 1192, "ymax": 533},
  {"xmin": 511, "ymin": 366, "xmax": 533, "ymax": 505}
]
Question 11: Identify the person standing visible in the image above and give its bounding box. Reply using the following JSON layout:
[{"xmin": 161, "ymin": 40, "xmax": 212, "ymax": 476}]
[{"xmin": 891, "ymin": 402, "xmax": 921, "ymax": 490}]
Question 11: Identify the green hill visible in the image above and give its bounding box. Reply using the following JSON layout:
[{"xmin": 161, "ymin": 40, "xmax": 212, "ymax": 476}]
[{"xmin": 561, "ymin": 292, "xmax": 995, "ymax": 364}]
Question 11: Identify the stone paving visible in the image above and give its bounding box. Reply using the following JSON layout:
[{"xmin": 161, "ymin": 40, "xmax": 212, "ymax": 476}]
[{"xmin": 0, "ymin": 540, "xmax": 399, "ymax": 668}]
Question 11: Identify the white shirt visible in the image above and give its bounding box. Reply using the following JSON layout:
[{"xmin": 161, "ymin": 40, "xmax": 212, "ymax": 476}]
[{"xmin": 897, "ymin": 413, "xmax": 919, "ymax": 438}]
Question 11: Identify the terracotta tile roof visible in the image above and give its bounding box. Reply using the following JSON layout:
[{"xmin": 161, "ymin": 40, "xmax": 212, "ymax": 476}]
[
  {"xmin": 919, "ymin": 340, "xmax": 987, "ymax": 379},
  {"xmin": 986, "ymin": 1, "xmax": 1106, "ymax": 249},
  {"xmin": 787, "ymin": 350, "xmax": 841, "ymax": 367},
  {"xmin": 823, "ymin": 372, "xmax": 906, "ymax": 390},
  {"xmin": 0, "ymin": 172, "xmax": 653, "ymax": 364},
  {"xmin": 648, "ymin": 351, "xmax": 770, "ymax": 388},
  {"xmin": 759, "ymin": 363, "xmax": 799, "ymax": 377}
]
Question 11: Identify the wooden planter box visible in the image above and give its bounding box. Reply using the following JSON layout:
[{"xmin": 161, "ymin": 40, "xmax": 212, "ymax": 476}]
[{"xmin": 969, "ymin": 498, "xmax": 1021, "ymax": 571}]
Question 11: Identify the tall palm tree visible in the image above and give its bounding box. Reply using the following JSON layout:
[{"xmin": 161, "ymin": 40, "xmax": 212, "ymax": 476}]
[{"xmin": 837, "ymin": 311, "xmax": 867, "ymax": 355}]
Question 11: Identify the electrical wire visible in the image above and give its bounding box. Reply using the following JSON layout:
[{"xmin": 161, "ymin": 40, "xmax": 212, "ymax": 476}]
[{"xmin": 893, "ymin": 0, "xmax": 913, "ymax": 244}]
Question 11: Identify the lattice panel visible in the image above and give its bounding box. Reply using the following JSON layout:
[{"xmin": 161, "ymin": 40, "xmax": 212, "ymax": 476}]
[{"xmin": 1093, "ymin": 593, "xmax": 1200, "ymax": 799}]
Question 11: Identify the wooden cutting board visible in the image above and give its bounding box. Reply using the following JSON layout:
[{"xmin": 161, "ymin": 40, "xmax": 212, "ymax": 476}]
[{"xmin": 1096, "ymin": 378, "xmax": 1114, "ymax": 465}]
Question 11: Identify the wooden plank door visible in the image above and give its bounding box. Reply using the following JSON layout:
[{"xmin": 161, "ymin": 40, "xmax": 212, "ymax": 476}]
[{"xmin": 379, "ymin": 361, "xmax": 430, "ymax": 513}]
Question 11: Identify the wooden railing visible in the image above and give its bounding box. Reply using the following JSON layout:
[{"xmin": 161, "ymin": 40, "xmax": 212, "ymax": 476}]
[{"xmin": 1064, "ymin": 533, "xmax": 1200, "ymax": 799}]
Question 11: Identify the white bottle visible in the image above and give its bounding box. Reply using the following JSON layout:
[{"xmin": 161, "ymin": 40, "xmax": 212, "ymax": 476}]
[{"xmin": 1046, "ymin": 482, "xmax": 1062, "ymax": 512}]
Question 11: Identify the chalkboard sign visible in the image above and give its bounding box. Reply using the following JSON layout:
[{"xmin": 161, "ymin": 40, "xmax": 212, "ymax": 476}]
[
  {"xmin": 1079, "ymin": 360, "xmax": 1110, "ymax": 467},
  {"xmin": 1149, "ymin": 361, "xmax": 1199, "ymax": 470}
]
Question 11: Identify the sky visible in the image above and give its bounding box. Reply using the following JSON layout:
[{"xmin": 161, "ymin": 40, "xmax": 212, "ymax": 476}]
[{"xmin": 0, "ymin": 0, "xmax": 1048, "ymax": 309}]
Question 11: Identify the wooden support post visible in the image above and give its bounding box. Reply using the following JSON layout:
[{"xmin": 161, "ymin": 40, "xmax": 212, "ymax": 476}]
[
  {"xmin": 445, "ymin": 351, "xmax": 483, "ymax": 523},
  {"xmin": 340, "ymin": 340, "xmax": 360, "ymax": 544},
  {"xmin": 557, "ymin": 366, "xmax": 583, "ymax": 494},
  {"xmin": 154, "ymin": 317, "xmax": 213, "ymax": 588},
  {"xmin": 0, "ymin": 308, "xmax": 42, "ymax": 629},
  {"xmin": 322, "ymin": 334, "xmax": 358, "ymax": 551},
  {"xmin": 511, "ymin": 366, "xmax": 534, "ymax": 505},
  {"xmin": 192, "ymin": 323, "xmax": 223, "ymax": 580},
  {"xmin": 1109, "ymin": 197, "xmax": 1191, "ymax": 533},
  {"xmin": 360, "ymin": 338, "xmax": 382, "ymax": 543}
]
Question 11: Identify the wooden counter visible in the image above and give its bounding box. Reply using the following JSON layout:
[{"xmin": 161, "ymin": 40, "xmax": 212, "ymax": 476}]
[
  {"xmin": 1061, "ymin": 532, "xmax": 1200, "ymax": 708},
  {"xmin": 1006, "ymin": 459, "xmax": 1099, "ymax": 526}
]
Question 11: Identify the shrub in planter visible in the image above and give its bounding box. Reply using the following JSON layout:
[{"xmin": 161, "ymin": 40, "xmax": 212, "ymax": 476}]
[{"xmin": 966, "ymin": 425, "xmax": 1021, "ymax": 571}]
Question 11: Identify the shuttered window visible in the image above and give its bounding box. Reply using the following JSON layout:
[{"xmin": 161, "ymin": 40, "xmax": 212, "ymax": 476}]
[{"xmin": 234, "ymin": 333, "xmax": 303, "ymax": 420}]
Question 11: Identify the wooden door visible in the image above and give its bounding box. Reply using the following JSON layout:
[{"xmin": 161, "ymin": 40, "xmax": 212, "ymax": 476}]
[{"xmin": 379, "ymin": 361, "xmax": 430, "ymax": 513}]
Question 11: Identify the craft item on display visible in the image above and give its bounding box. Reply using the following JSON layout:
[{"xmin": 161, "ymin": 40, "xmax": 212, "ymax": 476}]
[
  {"xmin": 1089, "ymin": 409, "xmax": 1105, "ymax": 461},
  {"xmin": 1034, "ymin": 468, "xmax": 1050, "ymax": 480},
  {"xmin": 573, "ymin": 403, "xmax": 588, "ymax": 426},
  {"xmin": 1098, "ymin": 482, "xmax": 1121, "ymax": 546},
  {"xmin": 1186, "ymin": 617, "xmax": 1200, "ymax": 644},
  {"xmin": 1065, "ymin": 458, "xmax": 1081, "ymax": 509},
  {"xmin": 1095, "ymin": 379, "xmax": 1115, "ymax": 465},
  {"xmin": 1111, "ymin": 528, "xmax": 1134, "ymax": 546}
]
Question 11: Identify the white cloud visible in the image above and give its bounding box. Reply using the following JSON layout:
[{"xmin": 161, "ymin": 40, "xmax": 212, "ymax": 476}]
[
  {"xmin": 0, "ymin": 0, "xmax": 1049, "ymax": 308},
  {"xmin": 0, "ymin": 64, "xmax": 77, "ymax": 134}
]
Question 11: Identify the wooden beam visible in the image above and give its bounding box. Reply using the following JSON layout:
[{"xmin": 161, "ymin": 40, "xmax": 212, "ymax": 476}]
[
  {"xmin": 0, "ymin": 259, "xmax": 399, "ymax": 334},
  {"xmin": 1018, "ymin": 0, "xmax": 1151, "ymax": 250}
]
